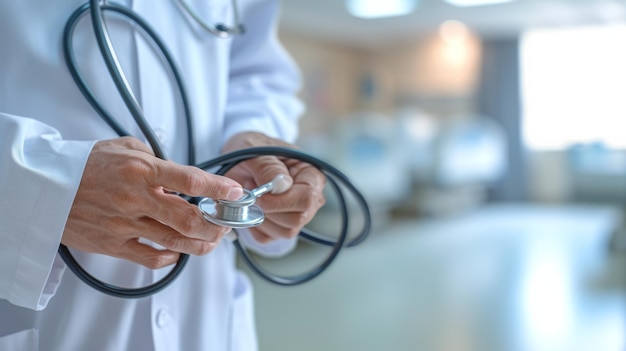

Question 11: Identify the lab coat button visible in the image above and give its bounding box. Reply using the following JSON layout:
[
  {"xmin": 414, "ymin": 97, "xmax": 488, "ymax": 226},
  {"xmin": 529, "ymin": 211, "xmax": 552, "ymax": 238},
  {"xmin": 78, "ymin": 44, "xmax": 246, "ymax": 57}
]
[{"xmin": 156, "ymin": 309, "xmax": 171, "ymax": 328}]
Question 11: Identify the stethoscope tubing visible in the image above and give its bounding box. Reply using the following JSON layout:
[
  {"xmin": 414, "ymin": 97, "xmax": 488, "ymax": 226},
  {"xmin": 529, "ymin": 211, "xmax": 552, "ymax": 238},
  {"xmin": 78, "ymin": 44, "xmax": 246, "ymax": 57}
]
[
  {"xmin": 58, "ymin": 146, "xmax": 371, "ymax": 297},
  {"xmin": 63, "ymin": 1, "xmax": 196, "ymax": 162},
  {"xmin": 211, "ymin": 147, "xmax": 371, "ymax": 286},
  {"xmin": 59, "ymin": 0, "xmax": 371, "ymax": 298}
]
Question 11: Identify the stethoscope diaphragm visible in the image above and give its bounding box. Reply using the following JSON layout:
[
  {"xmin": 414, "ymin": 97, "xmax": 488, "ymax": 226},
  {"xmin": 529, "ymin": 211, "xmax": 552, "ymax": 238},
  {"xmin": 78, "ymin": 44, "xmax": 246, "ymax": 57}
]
[{"xmin": 198, "ymin": 189, "xmax": 265, "ymax": 228}]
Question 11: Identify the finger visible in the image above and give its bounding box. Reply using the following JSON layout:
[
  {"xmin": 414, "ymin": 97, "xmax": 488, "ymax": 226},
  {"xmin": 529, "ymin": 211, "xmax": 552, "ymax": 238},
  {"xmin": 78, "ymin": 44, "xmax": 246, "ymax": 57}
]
[
  {"xmin": 153, "ymin": 160, "xmax": 243, "ymax": 200},
  {"xmin": 251, "ymin": 216, "xmax": 302, "ymax": 240},
  {"xmin": 120, "ymin": 239, "xmax": 181, "ymax": 269},
  {"xmin": 136, "ymin": 216, "xmax": 226, "ymax": 256},
  {"xmin": 256, "ymin": 182, "xmax": 326, "ymax": 213},
  {"xmin": 267, "ymin": 174, "xmax": 292, "ymax": 195},
  {"xmin": 148, "ymin": 192, "xmax": 231, "ymax": 241},
  {"xmin": 250, "ymin": 230, "xmax": 275, "ymax": 244},
  {"xmin": 92, "ymin": 210, "xmax": 225, "ymax": 257},
  {"xmin": 259, "ymin": 162, "xmax": 326, "ymax": 211},
  {"xmin": 289, "ymin": 162, "xmax": 326, "ymax": 193},
  {"xmin": 241, "ymin": 156, "xmax": 293, "ymax": 192},
  {"xmin": 254, "ymin": 211, "xmax": 315, "ymax": 231}
]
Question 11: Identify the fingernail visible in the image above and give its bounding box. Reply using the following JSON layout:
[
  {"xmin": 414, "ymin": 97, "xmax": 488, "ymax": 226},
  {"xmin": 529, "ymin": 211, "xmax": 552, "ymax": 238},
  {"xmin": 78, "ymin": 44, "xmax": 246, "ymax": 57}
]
[
  {"xmin": 226, "ymin": 186, "xmax": 244, "ymax": 201},
  {"xmin": 271, "ymin": 174, "xmax": 292, "ymax": 194}
]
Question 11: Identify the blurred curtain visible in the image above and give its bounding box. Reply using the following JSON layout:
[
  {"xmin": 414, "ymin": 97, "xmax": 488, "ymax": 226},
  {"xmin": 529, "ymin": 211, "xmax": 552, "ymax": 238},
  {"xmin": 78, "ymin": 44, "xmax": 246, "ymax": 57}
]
[{"xmin": 477, "ymin": 37, "xmax": 528, "ymax": 202}]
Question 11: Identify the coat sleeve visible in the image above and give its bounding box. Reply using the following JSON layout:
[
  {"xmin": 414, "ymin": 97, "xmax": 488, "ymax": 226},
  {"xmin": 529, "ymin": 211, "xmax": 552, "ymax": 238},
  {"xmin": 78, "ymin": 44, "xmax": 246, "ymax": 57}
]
[
  {"xmin": 0, "ymin": 113, "xmax": 95, "ymax": 311},
  {"xmin": 221, "ymin": 0, "xmax": 304, "ymax": 147}
]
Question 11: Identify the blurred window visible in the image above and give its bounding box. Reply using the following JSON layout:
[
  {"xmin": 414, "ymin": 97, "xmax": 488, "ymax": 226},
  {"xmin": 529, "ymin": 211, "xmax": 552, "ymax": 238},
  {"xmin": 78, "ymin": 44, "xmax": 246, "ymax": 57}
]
[{"xmin": 521, "ymin": 25, "xmax": 626, "ymax": 150}]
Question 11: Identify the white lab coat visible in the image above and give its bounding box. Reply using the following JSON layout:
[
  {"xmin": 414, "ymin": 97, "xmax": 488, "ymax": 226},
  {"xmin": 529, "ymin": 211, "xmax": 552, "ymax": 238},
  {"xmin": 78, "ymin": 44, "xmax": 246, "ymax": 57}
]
[{"xmin": 0, "ymin": 0, "xmax": 302, "ymax": 350}]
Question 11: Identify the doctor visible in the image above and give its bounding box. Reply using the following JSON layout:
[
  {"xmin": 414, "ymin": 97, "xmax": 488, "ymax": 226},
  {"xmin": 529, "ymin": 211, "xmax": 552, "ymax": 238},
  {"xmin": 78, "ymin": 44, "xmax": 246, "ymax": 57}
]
[{"xmin": 0, "ymin": 0, "xmax": 325, "ymax": 350}]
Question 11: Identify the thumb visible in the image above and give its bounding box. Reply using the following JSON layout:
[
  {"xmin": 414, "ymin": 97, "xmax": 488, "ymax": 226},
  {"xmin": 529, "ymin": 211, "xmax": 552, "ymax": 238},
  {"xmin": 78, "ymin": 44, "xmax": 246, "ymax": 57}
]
[{"xmin": 246, "ymin": 156, "xmax": 293, "ymax": 194}]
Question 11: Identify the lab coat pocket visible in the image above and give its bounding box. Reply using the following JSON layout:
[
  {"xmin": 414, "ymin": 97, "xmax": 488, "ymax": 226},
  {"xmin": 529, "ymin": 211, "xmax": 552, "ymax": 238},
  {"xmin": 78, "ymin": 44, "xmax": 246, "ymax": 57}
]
[
  {"xmin": 0, "ymin": 329, "xmax": 39, "ymax": 351},
  {"xmin": 227, "ymin": 272, "xmax": 258, "ymax": 351}
]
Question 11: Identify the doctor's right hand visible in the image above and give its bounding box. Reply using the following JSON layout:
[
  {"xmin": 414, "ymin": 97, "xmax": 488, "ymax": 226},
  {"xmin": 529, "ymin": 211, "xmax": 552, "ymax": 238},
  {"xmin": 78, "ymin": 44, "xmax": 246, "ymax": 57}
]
[{"xmin": 62, "ymin": 137, "xmax": 244, "ymax": 269}]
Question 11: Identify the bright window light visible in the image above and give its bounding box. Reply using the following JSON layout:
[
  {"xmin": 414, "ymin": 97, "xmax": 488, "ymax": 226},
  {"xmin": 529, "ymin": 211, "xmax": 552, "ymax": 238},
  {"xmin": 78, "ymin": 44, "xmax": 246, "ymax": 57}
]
[
  {"xmin": 346, "ymin": 0, "xmax": 418, "ymax": 19},
  {"xmin": 444, "ymin": 0, "xmax": 514, "ymax": 7},
  {"xmin": 521, "ymin": 25, "xmax": 626, "ymax": 150}
]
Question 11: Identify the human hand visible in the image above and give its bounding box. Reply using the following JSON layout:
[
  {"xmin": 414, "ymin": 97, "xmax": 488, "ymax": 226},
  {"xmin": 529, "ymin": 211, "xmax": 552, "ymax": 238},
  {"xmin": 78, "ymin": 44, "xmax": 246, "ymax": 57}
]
[
  {"xmin": 62, "ymin": 137, "xmax": 243, "ymax": 269},
  {"xmin": 222, "ymin": 132, "xmax": 326, "ymax": 243}
]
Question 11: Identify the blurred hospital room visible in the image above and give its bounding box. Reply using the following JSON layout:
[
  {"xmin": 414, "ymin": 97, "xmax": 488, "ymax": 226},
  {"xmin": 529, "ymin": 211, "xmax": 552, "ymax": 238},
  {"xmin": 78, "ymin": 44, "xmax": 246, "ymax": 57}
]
[{"xmin": 245, "ymin": 0, "xmax": 626, "ymax": 350}]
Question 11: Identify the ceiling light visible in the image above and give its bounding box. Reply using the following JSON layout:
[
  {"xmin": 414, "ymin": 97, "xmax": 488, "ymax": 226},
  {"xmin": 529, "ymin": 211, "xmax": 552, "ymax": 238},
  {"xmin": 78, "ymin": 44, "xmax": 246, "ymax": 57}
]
[
  {"xmin": 346, "ymin": 0, "xmax": 418, "ymax": 19},
  {"xmin": 439, "ymin": 20, "xmax": 470, "ymax": 45},
  {"xmin": 444, "ymin": 0, "xmax": 514, "ymax": 7}
]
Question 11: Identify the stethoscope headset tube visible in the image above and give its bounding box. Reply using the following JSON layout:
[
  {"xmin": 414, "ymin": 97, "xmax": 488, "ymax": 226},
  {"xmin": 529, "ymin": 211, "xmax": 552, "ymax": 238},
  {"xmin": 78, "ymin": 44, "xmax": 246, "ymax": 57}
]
[{"xmin": 60, "ymin": 0, "xmax": 371, "ymax": 298}]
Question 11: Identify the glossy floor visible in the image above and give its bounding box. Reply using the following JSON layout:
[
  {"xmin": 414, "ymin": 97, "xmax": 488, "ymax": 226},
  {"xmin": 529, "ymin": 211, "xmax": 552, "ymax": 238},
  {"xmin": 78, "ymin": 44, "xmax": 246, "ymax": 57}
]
[{"xmin": 247, "ymin": 204, "xmax": 626, "ymax": 351}]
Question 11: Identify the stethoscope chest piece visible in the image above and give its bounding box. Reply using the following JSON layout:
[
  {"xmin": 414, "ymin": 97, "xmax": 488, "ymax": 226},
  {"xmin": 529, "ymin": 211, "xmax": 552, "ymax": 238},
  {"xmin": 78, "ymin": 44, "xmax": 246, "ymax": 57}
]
[{"xmin": 199, "ymin": 189, "xmax": 265, "ymax": 228}]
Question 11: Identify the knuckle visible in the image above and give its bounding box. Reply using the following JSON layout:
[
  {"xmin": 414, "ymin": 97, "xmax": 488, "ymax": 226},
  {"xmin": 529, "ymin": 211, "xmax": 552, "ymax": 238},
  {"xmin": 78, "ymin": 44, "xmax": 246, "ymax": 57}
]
[
  {"xmin": 143, "ymin": 254, "xmax": 171, "ymax": 269},
  {"xmin": 182, "ymin": 172, "xmax": 205, "ymax": 194},
  {"xmin": 295, "ymin": 212, "xmax": 310, "ymax": 227},
  {"xmin": 179, "ymin": 210, "xmax": 204, "ymax": 234},
  {"xmin": 123, "ymin": 157, "xmax": 153, "ymax": 180},
  {"xmin": 163, "ymin": 232, "xmax": 184, "ymax": 251},
  {"xmin": 300, "ymin": 189, "xmax": 320, "ymax": 209},
  {"xmin": 196, "ymin": 240, "xmax": 217, "ymax": 256},
  {"xmin": 317, "ymin": 194, "xmax": 327, "ymax": 208},
  {"xmin": 317, "ymin": 173, "xmax": 327, "ymax": 186},
  {"xmin": 119, "ymin": 136, "xmax": 141, "ymax": 148},
  {"xmin": 213, "ymin": 225, "xmax": 231, "ymax": 237}
]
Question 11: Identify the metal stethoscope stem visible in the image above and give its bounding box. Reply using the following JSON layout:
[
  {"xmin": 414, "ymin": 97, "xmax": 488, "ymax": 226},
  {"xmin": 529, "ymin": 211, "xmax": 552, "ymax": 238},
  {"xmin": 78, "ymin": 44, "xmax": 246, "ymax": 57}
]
[{"xmin": 199, "ymin": 175, "xmax": 285, "ymax": 228}]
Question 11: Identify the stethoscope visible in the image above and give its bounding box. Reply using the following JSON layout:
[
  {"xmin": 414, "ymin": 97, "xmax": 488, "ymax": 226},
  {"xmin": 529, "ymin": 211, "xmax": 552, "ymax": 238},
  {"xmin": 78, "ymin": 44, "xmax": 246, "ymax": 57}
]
[{"xmin": 59, "ymin": 0, "xmax": 372, "ymax": 298}]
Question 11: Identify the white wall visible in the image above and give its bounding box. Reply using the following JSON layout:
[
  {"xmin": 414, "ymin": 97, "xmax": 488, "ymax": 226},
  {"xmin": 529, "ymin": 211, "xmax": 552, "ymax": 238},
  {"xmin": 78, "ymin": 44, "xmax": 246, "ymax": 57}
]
[{"xmin": 279, "ymin": 28, "xmax": 482, "ymax": 131}]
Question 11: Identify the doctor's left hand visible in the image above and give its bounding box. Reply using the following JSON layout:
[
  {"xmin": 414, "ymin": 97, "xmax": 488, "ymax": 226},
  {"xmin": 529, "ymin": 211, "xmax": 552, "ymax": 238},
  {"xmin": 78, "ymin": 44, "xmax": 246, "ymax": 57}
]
[{"xmin": 222, "ymin": 132, "xmax": 326, "ymax": 243}]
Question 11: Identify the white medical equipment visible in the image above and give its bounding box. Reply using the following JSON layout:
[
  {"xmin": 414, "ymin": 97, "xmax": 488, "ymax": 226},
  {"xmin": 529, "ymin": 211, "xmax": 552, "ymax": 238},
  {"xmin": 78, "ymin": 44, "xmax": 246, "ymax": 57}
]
[{"xmin": 58, "ymin": 0, "xmax": 371, "ymax": 298}]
